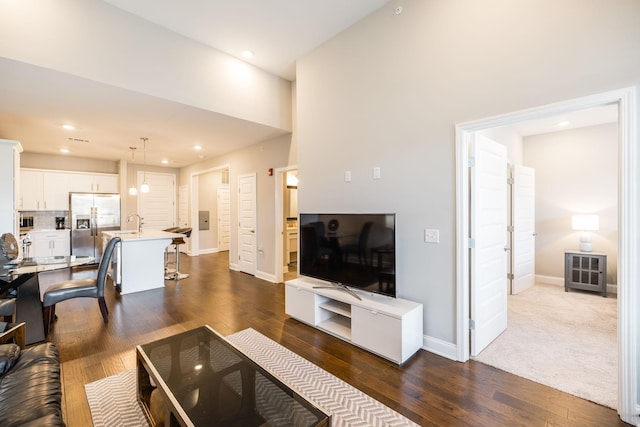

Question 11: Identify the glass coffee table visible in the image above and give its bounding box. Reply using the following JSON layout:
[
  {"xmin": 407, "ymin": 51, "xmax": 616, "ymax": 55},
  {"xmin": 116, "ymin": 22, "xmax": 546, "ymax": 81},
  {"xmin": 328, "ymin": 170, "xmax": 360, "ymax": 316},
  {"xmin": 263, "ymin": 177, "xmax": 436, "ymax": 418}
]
[{"xmin": 137, "ymin": 325, "xmax": 329, "ymax": 426}]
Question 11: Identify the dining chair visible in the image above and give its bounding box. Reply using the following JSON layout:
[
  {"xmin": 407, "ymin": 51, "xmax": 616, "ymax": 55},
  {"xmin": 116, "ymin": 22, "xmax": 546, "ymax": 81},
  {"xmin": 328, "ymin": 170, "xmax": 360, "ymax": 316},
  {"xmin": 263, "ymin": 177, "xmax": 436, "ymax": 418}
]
[
  {"xmin": 341, "ymin": 221, "xmax": 373, "ymax": 267},
  {"xmin": 42, "ymin": 236, "xmax": 121, "ymax": 335},
  {"xmin": 0, "ymin": 299, "xmax": 15, "ymax": 322}
]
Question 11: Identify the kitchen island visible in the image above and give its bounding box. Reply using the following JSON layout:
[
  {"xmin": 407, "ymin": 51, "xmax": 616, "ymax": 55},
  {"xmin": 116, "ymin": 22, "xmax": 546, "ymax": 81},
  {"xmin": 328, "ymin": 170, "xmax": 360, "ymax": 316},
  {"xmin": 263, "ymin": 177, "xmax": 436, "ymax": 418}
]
[{"xmin": 102, "ymin": 229, "xmax": 185, "ymax": 295}]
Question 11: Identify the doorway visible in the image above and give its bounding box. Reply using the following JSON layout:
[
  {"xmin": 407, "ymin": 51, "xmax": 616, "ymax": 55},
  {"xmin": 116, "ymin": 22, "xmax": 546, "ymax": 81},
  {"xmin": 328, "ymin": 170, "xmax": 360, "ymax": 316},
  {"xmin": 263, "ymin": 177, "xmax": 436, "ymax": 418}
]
[
  {"xmin": 474, "ymin": 116, "xmax": 618, "ymax": 408},
  {"xmin": 455, "ymin": 87, "xmax": 638, "ymax": 423},
  {"xmin": 189, "ymin": 165, "xmax": 230, "ymax": 258},
  {"xmin": 274, "ymin": 165, "xmax": 298, "ymax": 283}
]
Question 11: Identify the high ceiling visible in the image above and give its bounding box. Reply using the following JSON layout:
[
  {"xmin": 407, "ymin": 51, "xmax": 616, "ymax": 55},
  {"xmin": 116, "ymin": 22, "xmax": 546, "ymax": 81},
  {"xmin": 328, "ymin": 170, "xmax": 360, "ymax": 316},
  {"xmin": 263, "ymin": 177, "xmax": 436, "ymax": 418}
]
[
  {"xmin": 0, "ymin": 0, "xmax": 392, "ymax": 168},
  {"xmin": 0, "ymin": 1, "xmax": 619, "ymax": 169}
]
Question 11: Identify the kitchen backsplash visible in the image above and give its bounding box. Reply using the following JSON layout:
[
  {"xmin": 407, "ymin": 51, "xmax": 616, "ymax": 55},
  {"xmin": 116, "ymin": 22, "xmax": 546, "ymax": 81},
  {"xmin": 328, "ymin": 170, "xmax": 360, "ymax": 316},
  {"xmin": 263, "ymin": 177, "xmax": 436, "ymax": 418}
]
[{"xmin": 19, "ymin": 211, "xmax": 69, "ymax": 230}]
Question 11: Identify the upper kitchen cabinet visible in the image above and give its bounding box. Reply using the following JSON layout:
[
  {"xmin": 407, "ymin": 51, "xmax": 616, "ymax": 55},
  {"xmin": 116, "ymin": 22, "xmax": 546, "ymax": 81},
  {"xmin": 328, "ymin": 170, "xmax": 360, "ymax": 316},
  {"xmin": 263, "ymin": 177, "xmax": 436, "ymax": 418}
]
[
  {"xmin": 20, "ymin": 170, "xmax": 70, "ymax": 211},
  {"xmin": 20, "ymin": 169, "xmax": 119, "ymax": 211},
  {"xmin": 0, "ymin": 139, "xmax": 22, "ymax": 235},
  {"xmin": 67, "ymin": 172, "xmax": 118, "ymax": 194}
]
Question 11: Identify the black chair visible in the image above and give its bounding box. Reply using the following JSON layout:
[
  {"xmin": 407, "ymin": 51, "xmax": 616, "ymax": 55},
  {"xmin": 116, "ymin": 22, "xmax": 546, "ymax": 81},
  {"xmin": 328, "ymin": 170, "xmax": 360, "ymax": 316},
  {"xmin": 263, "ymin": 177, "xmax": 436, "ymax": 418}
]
[
  {"xmin": 42, "ymin": 236, "xmax": 121, "ymax": 335},
  {"xmin": 0, "ymin": 299, "xmax": 14, "ymax": 322},
  {"xmin": 342, "ymin": 222, "xmax": 373, "ymax": 267},
  {"xmin": 302, "ymin": 223, "xmax": 339, "ymax": 266}
]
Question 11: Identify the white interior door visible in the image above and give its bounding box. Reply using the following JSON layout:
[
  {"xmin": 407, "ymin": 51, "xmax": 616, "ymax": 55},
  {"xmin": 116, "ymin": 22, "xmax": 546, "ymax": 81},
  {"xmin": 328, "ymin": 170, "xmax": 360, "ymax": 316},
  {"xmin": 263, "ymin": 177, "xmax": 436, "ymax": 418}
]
[
  {"xmin": 137, "ymin": 172, "xmax": 176, "ymax": 230},
  {"xmin": 512, "ymin": 165, "xmax": 536, "ymax": 294},
  {"xmin": 470, "ymin": 134, "xmax": 508, "ymax": 357},
  {"xmin": 238, "ymin": 173, "xmax": 256, "ymax": 275},
  {"xmin": 217, "ymin": 186, "xmax": 230, "ymax": 251}
]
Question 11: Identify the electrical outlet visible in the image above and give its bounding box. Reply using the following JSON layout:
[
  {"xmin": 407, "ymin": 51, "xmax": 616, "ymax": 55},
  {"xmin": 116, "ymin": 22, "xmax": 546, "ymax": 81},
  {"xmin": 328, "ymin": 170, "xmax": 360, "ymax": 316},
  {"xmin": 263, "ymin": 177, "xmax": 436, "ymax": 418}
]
[
  {"xmin": 424, "ymin": 228, "xmax": 440, "ymax": 243},
  {"xmin": 373, "ymin": 167, "xmax": 381, "ymax": 180},
  {"xmin": 344, "ymin": 171, "xmax": 352, "ymax": 182}
]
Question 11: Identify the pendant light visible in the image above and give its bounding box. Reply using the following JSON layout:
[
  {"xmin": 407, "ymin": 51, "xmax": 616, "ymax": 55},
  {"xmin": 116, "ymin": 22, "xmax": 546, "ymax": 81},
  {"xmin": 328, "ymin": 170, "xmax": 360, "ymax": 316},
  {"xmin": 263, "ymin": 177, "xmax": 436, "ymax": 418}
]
[
  {"xmin": 128, "ymin": 147, "xmax": 138, "ymax": 196},
  {"xmin": 140, "ymin": 137, "xmax": 150, "ymax": 193}
]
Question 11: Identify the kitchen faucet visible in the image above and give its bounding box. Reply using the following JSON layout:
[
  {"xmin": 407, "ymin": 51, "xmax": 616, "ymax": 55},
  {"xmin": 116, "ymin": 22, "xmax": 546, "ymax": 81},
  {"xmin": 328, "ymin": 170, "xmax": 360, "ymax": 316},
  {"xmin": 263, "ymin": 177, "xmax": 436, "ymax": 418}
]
[{"xmin": 127, "ymin": 214, "xmax": 143, "ymax": 233}]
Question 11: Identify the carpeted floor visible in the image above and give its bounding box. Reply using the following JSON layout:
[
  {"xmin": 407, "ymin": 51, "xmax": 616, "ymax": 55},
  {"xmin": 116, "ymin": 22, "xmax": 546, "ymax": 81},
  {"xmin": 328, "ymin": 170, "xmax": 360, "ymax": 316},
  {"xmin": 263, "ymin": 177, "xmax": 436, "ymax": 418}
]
[
  {"xmin": 85, "ymin": 328, "xmax": 418, "ymax": 426},
  {"xmin": 474, "ymin": 283, "xmax": 617, "ymax": 409}
]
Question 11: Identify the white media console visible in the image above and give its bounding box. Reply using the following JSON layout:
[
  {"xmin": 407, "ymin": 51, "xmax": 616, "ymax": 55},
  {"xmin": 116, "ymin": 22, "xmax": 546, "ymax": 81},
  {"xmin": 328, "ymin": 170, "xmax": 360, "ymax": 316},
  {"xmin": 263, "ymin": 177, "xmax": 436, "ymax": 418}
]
[{"xmin": 285, "ymin": 277, "xmax": 423, "ymax": 364}]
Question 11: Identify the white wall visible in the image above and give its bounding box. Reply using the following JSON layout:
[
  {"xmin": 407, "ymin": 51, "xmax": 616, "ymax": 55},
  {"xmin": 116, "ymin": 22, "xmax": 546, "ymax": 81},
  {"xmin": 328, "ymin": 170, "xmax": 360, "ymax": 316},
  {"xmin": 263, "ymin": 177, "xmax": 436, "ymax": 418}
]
[
  {"xmin": 524, "ymin": 123, "xmax": 618, "ymax": 285},
  {"xmin": 198, "ymin": 170, "xmax": 221, "ymax": 250},
  {"xmin": 180, "ymin": 134, "xmax": 293, "ymax": 279},
  {"xmin": 296, "ymin": 0, "xmax": 640, "ymax": 348},
  {"xmin": 0, "ymin": 0, "xmax": 292, "ymax": 131}
]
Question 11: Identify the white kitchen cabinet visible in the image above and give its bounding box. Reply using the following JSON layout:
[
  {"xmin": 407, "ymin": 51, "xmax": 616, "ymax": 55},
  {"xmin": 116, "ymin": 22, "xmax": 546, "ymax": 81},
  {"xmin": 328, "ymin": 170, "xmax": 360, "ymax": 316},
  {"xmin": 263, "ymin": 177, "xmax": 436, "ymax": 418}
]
[
  {"xmin": 44, "ymin": 172, "xmax": 73, "ymax": 210},
  {"xmin": 91, "ymin": 173, "xmax": 119, "ymax": 193},
  {"xmin": 68, "ymin": 173, "xmax": 118, "ymax": 193},
  {"xmin": 20, "ymin": 169, "xmax": 43, "ymax": 210},
  {"xmin": 20, "ymin": 170, "xmax": 71, "ymax": 210},
  {"xmin": 0, "ymin": 139, "xmax": 21, "ymax": 235},
  {"xmin": 31, "ymin": 230, "xmax": 70, "ymax": 257},
  {"xmin": 21, "ymin": 169, "xmax": 120, "ymax": 210}
]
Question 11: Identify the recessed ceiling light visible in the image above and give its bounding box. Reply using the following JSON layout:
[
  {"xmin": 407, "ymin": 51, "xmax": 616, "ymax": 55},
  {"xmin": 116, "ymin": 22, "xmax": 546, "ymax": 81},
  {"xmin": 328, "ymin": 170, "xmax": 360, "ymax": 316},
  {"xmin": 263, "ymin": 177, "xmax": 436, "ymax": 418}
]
[
  {"xmin": 62, "ymin": 124, "xmax": 75, "ymax": 131},
  {"xmin": 242, "ymin": 50, "xmax": 254, "ymax": 59},
  {"xmin": 161, "ymin": 159, "xmax": 168, "ymax": 164},
  {"xmin": 556, "ymin": 120, "xmax": 570, "ymax": 127},
  {"xmin": 59, "ymin": 148, "xmax": 70, "ymax": 154},
  {"xmin": 194, "ymin": 145, "xmax": 202, "ymax": 151}
]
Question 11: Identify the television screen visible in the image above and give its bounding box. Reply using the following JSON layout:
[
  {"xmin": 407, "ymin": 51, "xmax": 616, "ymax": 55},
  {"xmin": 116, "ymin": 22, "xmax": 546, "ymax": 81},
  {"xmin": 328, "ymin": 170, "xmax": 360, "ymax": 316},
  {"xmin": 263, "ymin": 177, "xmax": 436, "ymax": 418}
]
[{"xmin": 298, "ymin": 213, "xmax": 396, "ymax": 298}]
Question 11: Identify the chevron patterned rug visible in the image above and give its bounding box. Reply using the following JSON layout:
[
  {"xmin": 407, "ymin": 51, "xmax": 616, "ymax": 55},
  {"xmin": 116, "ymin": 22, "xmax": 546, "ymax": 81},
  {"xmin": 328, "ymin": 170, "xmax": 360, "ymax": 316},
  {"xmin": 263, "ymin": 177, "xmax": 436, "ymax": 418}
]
[{"xmin": 85, "ymin": 327, "xmax": 418, "ymax": 426}]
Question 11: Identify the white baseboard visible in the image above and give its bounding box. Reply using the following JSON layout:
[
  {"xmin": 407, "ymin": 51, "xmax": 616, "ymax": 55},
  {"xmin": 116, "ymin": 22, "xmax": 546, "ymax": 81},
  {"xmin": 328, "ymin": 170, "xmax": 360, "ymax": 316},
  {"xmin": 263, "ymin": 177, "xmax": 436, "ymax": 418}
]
[
  {"xmin": 535, "ymin": 274, "xmax": 564, "ymax": 286},
  {"xmin": 256, "ymin": 270, "xmax": 277, "ymax": 283},
  {"xmin": 198, "ymin": 248, "xmax": 220, "ymax": 255},
  {"xmin": 229, "ymin": 262, "xmax": 239, "ymax": 271},
  {"xmin": 535, "ymin": 274, "xmax": 617, "ymax": 296},
  {"xmin": 422, "ymin": 335, "xmax": 457, "ymax": 361}
]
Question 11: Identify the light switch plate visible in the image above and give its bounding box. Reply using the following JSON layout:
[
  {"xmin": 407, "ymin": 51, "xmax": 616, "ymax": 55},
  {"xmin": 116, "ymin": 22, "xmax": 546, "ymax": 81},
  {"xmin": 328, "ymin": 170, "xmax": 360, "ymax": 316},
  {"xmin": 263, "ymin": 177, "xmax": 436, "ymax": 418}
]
[{"xmin": 424, "ymin": 228, "xmax": 439, "ymax": 243}]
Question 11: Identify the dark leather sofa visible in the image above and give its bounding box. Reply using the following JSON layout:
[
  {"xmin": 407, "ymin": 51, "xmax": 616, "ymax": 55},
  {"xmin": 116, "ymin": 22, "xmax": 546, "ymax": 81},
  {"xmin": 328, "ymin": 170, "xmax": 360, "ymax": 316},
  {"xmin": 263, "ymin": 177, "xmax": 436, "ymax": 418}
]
[{"xmin": 0, "ymin": 342, "xmax": 64, "ymax": 426}]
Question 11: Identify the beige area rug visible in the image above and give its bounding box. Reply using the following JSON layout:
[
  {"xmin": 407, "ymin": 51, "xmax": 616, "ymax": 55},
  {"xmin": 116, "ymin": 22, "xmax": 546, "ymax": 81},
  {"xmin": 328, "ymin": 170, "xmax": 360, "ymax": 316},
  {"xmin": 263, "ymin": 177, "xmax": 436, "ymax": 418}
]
[
  {"xmin": 86, "ymin": 328, "xmax": 418, "ymax": 426},
  {"xmin": 474, "ymin": 283, "xmax": 617, "ymax": 409}
]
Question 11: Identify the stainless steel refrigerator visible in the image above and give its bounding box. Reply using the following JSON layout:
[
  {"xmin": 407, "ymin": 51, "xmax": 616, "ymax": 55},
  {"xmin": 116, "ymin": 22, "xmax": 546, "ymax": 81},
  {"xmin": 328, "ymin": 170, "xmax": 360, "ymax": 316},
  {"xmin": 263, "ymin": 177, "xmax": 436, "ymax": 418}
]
[{"xmin": 70, "ymin": 192, "xmax": 120, "ymax": 261}]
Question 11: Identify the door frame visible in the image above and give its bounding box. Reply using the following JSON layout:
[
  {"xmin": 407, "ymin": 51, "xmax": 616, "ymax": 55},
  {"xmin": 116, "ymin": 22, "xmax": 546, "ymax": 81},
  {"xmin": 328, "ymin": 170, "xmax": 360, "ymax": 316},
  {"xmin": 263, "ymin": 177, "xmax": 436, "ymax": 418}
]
[
  {"xmin": 275, "ymin": 165, "xmax": 298, "ymax": 283},
  {"xmin": 455, "ymin": 87, "xmax": 637, "ymax": 423},
  {"xmin": 189, "ymin": 164, "xmax": 230, "ymax": 257}
]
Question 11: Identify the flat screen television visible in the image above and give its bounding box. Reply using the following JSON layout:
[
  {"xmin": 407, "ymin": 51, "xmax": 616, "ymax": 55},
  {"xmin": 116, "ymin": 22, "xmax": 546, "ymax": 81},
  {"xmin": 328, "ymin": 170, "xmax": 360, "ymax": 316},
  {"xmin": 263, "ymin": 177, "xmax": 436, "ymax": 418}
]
[{"xmin": 298, "ymin": 213, "xmax": 396, "ymax": 299}]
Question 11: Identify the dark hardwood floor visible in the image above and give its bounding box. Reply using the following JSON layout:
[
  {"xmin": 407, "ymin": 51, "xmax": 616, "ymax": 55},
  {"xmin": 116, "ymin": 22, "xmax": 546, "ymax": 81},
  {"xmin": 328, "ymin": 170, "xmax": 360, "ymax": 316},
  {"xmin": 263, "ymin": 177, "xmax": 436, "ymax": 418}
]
[{"xmin": 37, "ymin": 252, "xmax": 628, "ymax": 427}]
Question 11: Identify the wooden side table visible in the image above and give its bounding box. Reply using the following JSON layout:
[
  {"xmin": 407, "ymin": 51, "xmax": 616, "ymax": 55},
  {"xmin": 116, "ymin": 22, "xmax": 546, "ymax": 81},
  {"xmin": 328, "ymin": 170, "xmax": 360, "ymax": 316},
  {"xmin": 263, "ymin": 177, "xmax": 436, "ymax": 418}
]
[
  {"xmin": 0, "ymin": 322, "xmax": 26, "ymax": 348},
  {"xmin": 564, "ymin": 251, "xmax": 607, "ymax": 297}
]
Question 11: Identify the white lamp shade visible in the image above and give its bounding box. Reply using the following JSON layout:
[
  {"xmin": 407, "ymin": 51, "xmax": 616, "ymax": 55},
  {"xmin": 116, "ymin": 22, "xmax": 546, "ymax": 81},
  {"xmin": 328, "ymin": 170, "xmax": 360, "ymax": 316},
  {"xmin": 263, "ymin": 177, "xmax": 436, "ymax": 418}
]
[{"xmin": 571, "ymin": 214, "xmax": 599, "ymax": 231}]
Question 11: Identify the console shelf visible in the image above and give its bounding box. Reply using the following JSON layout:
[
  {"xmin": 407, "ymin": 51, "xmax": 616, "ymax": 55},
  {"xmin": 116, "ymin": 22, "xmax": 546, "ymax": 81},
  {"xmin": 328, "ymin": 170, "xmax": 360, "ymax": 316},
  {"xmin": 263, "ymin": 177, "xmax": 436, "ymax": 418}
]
[
  {"xmin": 318, "ymin": 300, "xmax": 352, "ymax": 318},
  {"xmin": 285, "ymin": 277, "xmax": 423, "ymax": 364}
]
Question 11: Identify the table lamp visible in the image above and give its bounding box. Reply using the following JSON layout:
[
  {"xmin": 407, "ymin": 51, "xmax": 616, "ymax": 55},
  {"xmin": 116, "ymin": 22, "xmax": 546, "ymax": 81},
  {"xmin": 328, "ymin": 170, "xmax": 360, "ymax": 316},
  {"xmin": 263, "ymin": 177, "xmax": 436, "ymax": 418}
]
[{"xmin": 571, "ymin": 214, "xmax": 599, "ymax": 252}]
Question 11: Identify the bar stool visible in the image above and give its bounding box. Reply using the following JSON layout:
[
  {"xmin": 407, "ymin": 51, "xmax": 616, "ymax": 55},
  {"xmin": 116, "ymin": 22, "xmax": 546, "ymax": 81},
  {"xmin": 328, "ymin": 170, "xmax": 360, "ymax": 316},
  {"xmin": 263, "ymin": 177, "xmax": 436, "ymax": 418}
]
[
  {"xmin": 0, "ymin": 299, "xmax": 15, "ymax": 322},
  {"xmin": 165, "ymin": 227, "xmax": 192, "ymax": 280},
  {"xmin": 163, "ymin": 227, "xmax": 180, "ymax": 275}
]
